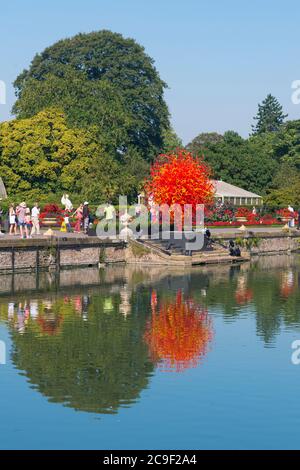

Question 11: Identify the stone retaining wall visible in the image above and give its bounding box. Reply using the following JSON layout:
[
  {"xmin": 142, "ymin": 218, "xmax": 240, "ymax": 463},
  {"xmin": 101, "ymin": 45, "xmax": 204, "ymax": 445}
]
[
  {"xmin": 0, "ymin": 232, "xmax": 299, "ymax": 272},
  {"xmin": 213, "ymin": 231, "xmax": 300, "ymax": 255},
  {"xmin": 0, "ymin": 238, "xmax": 126, "ymax": 273}
]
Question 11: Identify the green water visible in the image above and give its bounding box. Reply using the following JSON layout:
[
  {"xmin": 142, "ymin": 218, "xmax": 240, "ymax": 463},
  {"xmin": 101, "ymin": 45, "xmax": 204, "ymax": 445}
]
[{"xmin": 0, "ymin": 255, "xmax": 300, "ymax": 449}]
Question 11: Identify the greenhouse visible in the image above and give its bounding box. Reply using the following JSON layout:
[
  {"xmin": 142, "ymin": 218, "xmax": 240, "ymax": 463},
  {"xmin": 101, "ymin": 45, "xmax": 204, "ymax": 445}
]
[{"xmin": 213, "ymin": 180, "xmax": 263, "ymax": 206}]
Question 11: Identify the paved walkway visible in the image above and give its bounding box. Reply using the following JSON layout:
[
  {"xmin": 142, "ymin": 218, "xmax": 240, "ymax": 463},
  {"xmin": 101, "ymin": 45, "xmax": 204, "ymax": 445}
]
[
  {"xmin": 0, "ymin": 230, "xmax": 89, "ymax": 241},
  {"xmin": 0, "ymin": 226, "xmax": 298, "ymax": 242}
]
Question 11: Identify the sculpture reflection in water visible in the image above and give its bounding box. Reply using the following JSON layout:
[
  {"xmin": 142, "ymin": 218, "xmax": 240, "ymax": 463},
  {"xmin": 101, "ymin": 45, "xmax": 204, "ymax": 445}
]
[{"xmin": 144, "ymin": 290, "xmax": 213, "ymax": 372}]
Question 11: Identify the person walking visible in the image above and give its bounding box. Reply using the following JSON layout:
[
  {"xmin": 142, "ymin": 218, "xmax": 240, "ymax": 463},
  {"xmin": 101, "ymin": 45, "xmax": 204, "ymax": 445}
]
[
  {"xmin": 83, "ymin": 202, "xmax": 90, "ymax": 234},
  {"xmin": 9, "ymin": 204, "xmax": 17, "ymax": 235},
  {"xmin": 73, "ymin": 204, "xmax": 83, "ymax": 233},
  {"xmin": 31, "ymin": 202, "xmax": 41, "ymax": 236},
  {"xmin": 17, "ymin": 202, "xmax": 29, "ymax": 239}
]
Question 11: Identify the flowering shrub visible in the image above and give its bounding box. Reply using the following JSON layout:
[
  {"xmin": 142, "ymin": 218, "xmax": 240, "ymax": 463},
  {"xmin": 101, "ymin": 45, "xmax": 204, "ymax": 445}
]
[
  {"xmin": 204, "ymin": 202, "xmax": 234, "ymax": 223},
  {"xmin": 41, "ymin": 204, "xmax": 61, "ymax": 214},
  {"xmin": 235, "ymin": 207, "xmax": 252, "ymax": 218},
  {"xmin": 276, "ymin": 208, "xmax": 294, "ymax": 219},
  {"xmin": 204, "ymin": 204, "xmax": 284, "ymax": 227}
]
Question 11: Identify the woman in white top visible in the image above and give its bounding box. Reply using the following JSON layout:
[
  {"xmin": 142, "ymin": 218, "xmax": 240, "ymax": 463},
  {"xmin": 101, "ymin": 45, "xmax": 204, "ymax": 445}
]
[{"xmin": 9, "ymin": 203, "xmax": 17, "ymax": 235}]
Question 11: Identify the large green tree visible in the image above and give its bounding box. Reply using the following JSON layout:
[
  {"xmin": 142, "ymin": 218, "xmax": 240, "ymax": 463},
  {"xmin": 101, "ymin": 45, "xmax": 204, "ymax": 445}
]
[
  {"xmin": 251, "ymin": 94, "xmax": 287, "ymax": 135},
  {"xmin": 13, "ymin": 30, "xmax": 170, "ymax": 161}
]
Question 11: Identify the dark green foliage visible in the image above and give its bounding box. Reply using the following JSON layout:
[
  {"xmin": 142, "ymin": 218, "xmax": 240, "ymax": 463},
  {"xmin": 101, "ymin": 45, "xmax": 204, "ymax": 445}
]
[
  {"xmin": 251, "ymin": 94, "xmax": 288, "ymax": 135},
  {"xmin": 13, "ymin": 30, "xmax": 170, "ymax": 161},
  {"xmin": 187, "ymin": 130, "xmax": 278, "ymax": 195},
  {"xmin": 186, "ymin": 116, "xmax": 300, "ymax": 207},
  {"xmin": 161, "ymin": 127, "xmax": 183, "ymax": 153}
]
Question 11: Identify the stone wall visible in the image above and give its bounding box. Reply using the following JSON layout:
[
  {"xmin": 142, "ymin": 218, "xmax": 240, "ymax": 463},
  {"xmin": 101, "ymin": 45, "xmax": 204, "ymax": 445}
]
[
  {"xmin": 0, "ymin": 232, "xmax": 299, "ymax": 272},
  {"xmin": 60, "ymin": 247, "xmax": 101, "ymax": 267},
  {"xmin": 213, "ymin": 231, "xmax": 300, "ymax": 255},
  {"xmin": 0, "ymin": 239, "xmax": 126, "ymax": 273},
  {"xmin": 0, "ymin": 251, "xmax": 12, "ymax": 270},
  {"xmin": 104, "ymin": 246, "xmax": 126, "ymax": 264},
  {"xmin": 251, "ymin": 235, "xmax": 299, "ymax": 254}
]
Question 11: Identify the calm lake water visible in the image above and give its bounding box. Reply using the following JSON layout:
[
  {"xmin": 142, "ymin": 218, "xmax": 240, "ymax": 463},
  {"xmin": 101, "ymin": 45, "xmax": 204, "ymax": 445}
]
[{"xmin": 1, "ymin": 255, "xmax": 300, "ymax": 450}]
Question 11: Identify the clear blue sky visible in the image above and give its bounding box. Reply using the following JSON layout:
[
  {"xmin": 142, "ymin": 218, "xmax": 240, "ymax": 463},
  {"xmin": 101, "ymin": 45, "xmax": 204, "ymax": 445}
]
[{"xmin": 1, "ymin": 0, "xmax": 300, "ymax": 143}]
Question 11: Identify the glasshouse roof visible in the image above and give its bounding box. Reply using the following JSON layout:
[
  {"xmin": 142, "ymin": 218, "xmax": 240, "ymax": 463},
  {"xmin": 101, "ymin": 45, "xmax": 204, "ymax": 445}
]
[{"xmin": 213, "ymin": 180, "xmax": 262, "ymax": 199}]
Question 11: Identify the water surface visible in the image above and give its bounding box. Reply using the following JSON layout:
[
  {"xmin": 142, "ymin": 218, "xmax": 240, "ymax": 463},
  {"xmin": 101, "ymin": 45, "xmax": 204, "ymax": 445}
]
[{"xmin": 1, "ymin": 255, "xmax": 300, "ymax": 449}]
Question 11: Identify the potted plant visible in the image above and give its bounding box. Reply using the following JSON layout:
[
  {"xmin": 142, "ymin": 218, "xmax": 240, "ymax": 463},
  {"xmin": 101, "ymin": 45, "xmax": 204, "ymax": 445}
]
[
  {"xmin": 40, "ymin": 204, "xmax": 64, "ymax": 228},
  {"xmin": 235, "ymin": 207, "xmax": 250, "ymax": 223},
  {"xmin": 276, "ymin": 208, "xmax": 293, "ymax": 223}
]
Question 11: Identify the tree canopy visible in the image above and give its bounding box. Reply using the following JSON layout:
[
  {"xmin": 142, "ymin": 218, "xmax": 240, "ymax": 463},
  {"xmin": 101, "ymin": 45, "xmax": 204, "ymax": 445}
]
[
  {"xmin": 0, "ymin": 108, "xmax": 100, "ymax": 199},
  {"xmin": 251, "ymin": 94, "xmax": 287, "ymax": 135},
  {"xmin": 0, "ymin": 108, "xmax": 147, "ymax": 203},
  {"xmin": 13, "ymin": 30, "xmax": 170, "ymax": 161},
  {"xmin": 187, "ymin": 130, "xmax": 278, "ymax": 195}
]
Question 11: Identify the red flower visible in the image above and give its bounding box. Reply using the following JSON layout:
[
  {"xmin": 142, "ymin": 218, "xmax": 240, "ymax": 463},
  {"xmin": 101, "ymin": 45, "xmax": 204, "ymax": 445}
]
[{"xmin": 235, "ymin": 207, "xmax": 252, "ymax": 218}]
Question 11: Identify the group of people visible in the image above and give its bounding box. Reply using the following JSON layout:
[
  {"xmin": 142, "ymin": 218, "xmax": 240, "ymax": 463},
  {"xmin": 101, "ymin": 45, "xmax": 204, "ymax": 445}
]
[
  {"xmin": 0, "ymin": 196, "xmax": 115, "ymax": 238},
  {"xmin": 2, "ymin": 202, "xmax": 41, "ymax": 239}
]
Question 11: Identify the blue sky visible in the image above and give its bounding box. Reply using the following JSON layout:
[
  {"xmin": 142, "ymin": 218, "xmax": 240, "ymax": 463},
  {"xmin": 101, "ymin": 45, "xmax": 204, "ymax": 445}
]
[{"xmin": 1, "ymin": 0, "xmax": 299, "ymax": 143}]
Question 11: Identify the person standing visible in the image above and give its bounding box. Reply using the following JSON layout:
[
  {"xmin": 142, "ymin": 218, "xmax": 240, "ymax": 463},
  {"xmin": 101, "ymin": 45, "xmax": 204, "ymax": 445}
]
[
  {"xmin": 73, "ymin": 204, "xmax": 83, "ymax": 233},
  {"xmin": 25, "ymin": 208, "xmax": 32, "ymax": 238},
  {"xmin": 9, "ymin": 204, "xmax": 17, "ymax": 235},
  {"xmin": 104, "ymin": 202, "xmax": 116, "ymax": 222},
  {"xmin": 297, "ymin": 208, "xmax": 300, "ymax": 230},
  {"xmin": 15, "ymin": 204, "xmax": 20, "ymax": 233},
  {"xmin": 83, "ymin": 202, "xmax": 90, "ymax": 234},
  {"xmin": 288, "ymin": 205, "xmax": 295, "ymax": 228},
  {"xmin": 31, "ymin": 202, "xmax": 41, "ymax": 236},
  {"xmin": 17, "ymin": 202, "xmax": 29, "ymax": 239},
  {"xmin": 64, "ymin": 212, "xmax": 72, "ymax": 233}
]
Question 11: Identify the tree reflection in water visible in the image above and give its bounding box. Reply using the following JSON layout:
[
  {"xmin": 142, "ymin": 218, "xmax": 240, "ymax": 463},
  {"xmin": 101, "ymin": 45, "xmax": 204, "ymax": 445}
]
[
  {"xmin": 144, "ymin": 290, "xmax": 213, "ymax": 372},
  {"xmin": 6, "ymin": 293, "xmax": 154, "ymax": 414}
]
